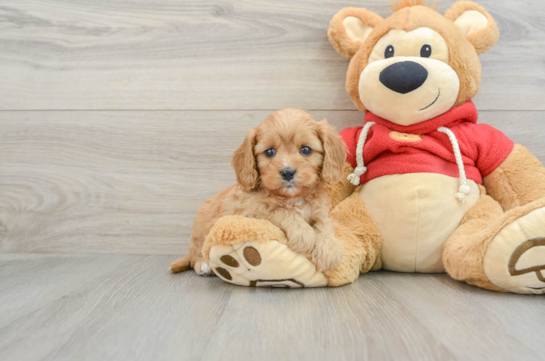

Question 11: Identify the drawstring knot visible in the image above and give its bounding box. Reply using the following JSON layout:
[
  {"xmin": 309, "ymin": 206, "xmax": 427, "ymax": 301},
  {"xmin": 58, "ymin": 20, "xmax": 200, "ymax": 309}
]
[
  {"xmin": 347, "ymin": 166, "xmax": 367, "ymax": 185},
  {"xmin": 458, "ymin": 184, "xmax": 471, "ymax": 194},
  {"xmin": 455, "ymin": 183, "xmax": 471, "ymax": 202},
  {"xmin": 347, "ymin": 122, "xmax": 375, "ymax": 186}
]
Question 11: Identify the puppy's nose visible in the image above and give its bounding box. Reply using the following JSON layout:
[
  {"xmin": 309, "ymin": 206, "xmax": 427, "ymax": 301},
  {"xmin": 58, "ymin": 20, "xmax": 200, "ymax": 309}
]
[
  {"xmin": 280, "ymin": 168, "xmax": 296, "ymax": 181},
  {"xmin": 379, "ymin": 61, "xmax": 428, "ymax": 94}
]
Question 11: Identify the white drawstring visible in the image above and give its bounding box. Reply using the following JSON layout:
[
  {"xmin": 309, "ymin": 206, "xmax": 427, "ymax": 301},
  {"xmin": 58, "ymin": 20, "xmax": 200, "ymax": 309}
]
[
  {"xmin": 347, "ymin": 122, "xmax": 375, "ymax": 186},
  {"xmin": 437, "ymin": 126, "xmax": 471, "ymax": 202},
  {"xmin": 348, "ymin": 123, "xmax": 471, "ymax": 201}
]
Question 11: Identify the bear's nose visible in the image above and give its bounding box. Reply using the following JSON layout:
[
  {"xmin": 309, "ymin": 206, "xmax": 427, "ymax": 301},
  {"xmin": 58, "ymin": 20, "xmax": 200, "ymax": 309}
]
[{"xmin": 379, "ymin": 61, "xmax": 428, "ymax": 94}]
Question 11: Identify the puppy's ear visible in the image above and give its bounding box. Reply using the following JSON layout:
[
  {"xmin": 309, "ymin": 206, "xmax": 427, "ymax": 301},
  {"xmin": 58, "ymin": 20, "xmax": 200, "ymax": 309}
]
[
  {"xmin": 232, "ymin": 128, "xmax": 258, "ymax": 191},
  {"xmin": 328, "ymin": 8, "xmax": 383, "ymax": 59},
  {"xmin": 445, "ymin": 1, "xmax": 499, "ymax": 55},
  {"xmin": 318, "ymin": 120, "xmax": 347, "ymax": 184}
]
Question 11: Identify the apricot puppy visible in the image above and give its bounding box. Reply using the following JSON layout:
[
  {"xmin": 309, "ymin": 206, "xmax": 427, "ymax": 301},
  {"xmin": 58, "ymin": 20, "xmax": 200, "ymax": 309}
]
[{"xmin": 170, "ymin": 108, "xmax": 346, "ymax": 275}]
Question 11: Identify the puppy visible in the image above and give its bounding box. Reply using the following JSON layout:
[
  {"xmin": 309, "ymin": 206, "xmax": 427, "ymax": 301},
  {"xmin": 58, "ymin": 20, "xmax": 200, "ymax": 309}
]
[{"xmin": 170, "ymin": 108, "xmax": 346, "ymax": 275}]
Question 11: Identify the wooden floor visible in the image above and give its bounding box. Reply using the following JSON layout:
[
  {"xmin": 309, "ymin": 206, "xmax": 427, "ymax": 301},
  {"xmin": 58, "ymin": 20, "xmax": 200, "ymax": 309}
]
[
  {"xmin": 0, "ymin": 254, "xmax": 543, "ymax": 361},
  {"xmin": 1, "ymin": 1, "xmax": 544, "ymax": 360}
]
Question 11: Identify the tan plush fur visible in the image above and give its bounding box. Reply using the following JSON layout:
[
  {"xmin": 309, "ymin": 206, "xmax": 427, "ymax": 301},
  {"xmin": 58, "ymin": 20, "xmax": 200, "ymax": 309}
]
[
  {"xmin": 310, "ymin": 142, "xmax": 545, "ymax": 290},
  {"xmin": 443, "ymin": 190, "xmax": 545, "ymax": 292},
  {"xmin": 200, "ymin": 189, "xmax": 385, "ymax": 285},
  {"xmin": 442, "ymin": 186, "xmax": 506, "ymax": 292},
  {"xmin": 169, "ymin": 109, "xmax": 347, "ymax": 274},
  {"xmin": 444, "ymin": 1, "xmax": 500, "ymax": 55},
  {"xmin": 328, "ymin": 3, "xmax": 499, "ymax": 111},
  {"xmin": 484, "ymin": 144, "xmax": 545, "ymax": 211},
  {"xmin": 391, "ymin": 0, "xmax": 436, "ymax": 12},
  {"xmin": 328, "ymin": 160, "xmax": 356, "ymax": 209},
  {"xmin": 328, "ymin": 8, "xmax": 383, "ymax": 59},
  {"xmin": 202, "ymin": 215, "xmax": 289, "ymax": 262},
  {"xmin": 201, "ymin": 195, "xmax": 384, "ymax": 287},
  {"xmin": 200, "ymin": 188, "xmax": 384, "ymax": 287},
  {"xmin": 325, "ymin": 190, "xmax": 383, "ymax": 286},
  {"xmin": 324, "ymin": 1, "xmax": 545, "ymax": 293},
  {"xmin": 348, "ymin": 7, "xmax": 484, "ymax": 110}
]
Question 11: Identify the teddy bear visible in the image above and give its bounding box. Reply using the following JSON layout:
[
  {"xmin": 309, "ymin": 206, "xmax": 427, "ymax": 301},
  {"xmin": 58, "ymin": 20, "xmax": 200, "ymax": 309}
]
[{"xmin": 180, "ymin": 0, "xmax": 545, "ymax": 294}]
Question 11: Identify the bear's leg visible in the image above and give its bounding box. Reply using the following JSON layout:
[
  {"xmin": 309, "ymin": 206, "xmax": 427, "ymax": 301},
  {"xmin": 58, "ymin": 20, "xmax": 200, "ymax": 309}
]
[
  {"xmin": 201, "ymin": 190, "xmax": 382, "ymax": 288},
  {"xmin": 442, "ymin": 188, "xmax": 505, "ymax": 291},
  {"xmin": 443, "ymin": 187, "xmax": 545, "ymax": 294},
  {"xmin": 484, "ymin": 145, "xmax": 545, "ymax": 211},
  {"xmin": 202, "ymin": 215, "xmax": 328, "ymax": 288},
  {"xmin": 324, "ymin": 190, "xmax": 383, "ymax": 286}
]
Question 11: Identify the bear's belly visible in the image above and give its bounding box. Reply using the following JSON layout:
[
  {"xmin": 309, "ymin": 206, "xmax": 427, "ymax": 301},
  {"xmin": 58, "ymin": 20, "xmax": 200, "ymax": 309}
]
[{"xmin": 360, "ymin": 173, "xmax": 480, "ymax": 273}]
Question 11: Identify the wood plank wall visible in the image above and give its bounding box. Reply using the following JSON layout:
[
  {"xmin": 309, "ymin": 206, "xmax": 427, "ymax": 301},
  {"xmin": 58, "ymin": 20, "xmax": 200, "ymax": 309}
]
[{"xmin": 1, "ymin": 0, "xmax": 544, "ymax": 255}]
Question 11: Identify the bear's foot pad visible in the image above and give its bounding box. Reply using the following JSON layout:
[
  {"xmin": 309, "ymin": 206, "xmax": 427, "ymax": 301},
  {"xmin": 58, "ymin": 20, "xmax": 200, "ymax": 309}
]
[
  {"xmin": 485, "ymin": 206, "xmax": 545, "ymax": 294},
  {"xmin": 208, "ymin": 240, "xmax": 327, "ymax": 288}
]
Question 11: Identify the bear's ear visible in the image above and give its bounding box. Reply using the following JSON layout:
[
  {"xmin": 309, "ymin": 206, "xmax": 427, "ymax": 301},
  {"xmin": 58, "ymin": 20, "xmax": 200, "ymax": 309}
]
[
  {"xmin": 328, "ymin": 8, "xmax": 383, "ymax": 59},
  {"xmin": 445, "ymin": 1, "xmax": 500, "ymax": 54}
]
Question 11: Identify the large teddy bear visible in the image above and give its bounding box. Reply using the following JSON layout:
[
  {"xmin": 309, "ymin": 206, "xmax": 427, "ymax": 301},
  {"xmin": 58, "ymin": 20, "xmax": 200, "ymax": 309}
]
[{"xmin": 180, "ymin": 0, "xmax": 545, "ymax": 294}]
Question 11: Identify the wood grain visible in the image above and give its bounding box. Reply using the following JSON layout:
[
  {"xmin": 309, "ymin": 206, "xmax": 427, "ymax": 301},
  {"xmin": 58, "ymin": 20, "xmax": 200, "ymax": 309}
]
[
  {"xmin": 0, "ymin": 254, "xmax": 543, "ymax": 361},
  {"xmin": 0, "ymin": 1, "xmax": 543, "ymax": 359},
  {"xmin": 1, "ymin": 110, "xmax": 544, "ymax": 255},
  {"xmin": 0, "ymin": 0, "xmax": 543, "ymax": 110}
]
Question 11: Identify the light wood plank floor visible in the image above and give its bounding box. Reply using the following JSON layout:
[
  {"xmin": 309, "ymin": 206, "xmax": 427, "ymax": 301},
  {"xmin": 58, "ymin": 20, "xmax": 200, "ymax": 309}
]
[
  {"xmin": 1, "ymin": 1, "xmax": 544, "ymax": 360},
  {"xmin": 1, "ymin": 254, "xmax": 544, "ymax": 361}
]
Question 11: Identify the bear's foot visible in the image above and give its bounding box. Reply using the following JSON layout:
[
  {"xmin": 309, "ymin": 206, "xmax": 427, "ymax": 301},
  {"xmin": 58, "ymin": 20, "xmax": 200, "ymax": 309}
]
[
  {"xmin": 203, "ymin": 215, "xmax": 327, "ymax": 288},
  {"xmin": 209, "ymin": 240, "xmax": 327, "ymax": 288},
  {"xmin": 484, "ymin": 205, "xmax": 545, "ymax": 294}
]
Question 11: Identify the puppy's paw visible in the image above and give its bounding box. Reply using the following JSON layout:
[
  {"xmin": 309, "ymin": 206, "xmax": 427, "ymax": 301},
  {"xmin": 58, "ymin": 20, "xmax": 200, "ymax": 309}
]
[
  {"xmin": 312, "ymin": 236, "xmax": 343, "ymax": 272},
  {"xmin": 287, "ymin": 224, "xmax": 316, "ymax": 255},
  {"xmin": 194, "ymin": 261, "xmax": 215, "ymax": 276}
]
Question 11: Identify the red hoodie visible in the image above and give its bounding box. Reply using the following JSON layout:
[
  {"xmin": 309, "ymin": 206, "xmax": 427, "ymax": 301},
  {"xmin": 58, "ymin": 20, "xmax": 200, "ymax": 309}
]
[{"xmin": 340, "ymin": 101, "xmax": 513, "ymax": 185}]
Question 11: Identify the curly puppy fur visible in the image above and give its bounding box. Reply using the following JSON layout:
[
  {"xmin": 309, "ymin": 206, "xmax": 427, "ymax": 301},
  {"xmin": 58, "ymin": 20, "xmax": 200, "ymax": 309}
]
[{"xmin": 169, "ymin": 109, "xmax": 347, "ymax": 274}]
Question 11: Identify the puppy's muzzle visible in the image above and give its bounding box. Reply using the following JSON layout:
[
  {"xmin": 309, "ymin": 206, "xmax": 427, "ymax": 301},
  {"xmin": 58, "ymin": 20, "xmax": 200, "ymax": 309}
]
[{"xmin": 280, "ymin": 167, "xmax": 296, "ymax": 182}]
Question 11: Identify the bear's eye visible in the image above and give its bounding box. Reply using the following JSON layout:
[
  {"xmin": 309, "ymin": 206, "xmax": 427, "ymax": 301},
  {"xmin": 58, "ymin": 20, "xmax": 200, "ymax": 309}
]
[
  {"xmin": 300, "ymin": 146, "xmax": 312, "ymax": 155},
  {"xmin": 420, "ymin": 44, "xmax": 432, "ymax": 58},
  {"xmin": 265, "ymin": 148, "xmax": 276, "ymax": 158},
  {"xmin": 384, "ymin": 45, "xmax": 395, "ymax": 59}
]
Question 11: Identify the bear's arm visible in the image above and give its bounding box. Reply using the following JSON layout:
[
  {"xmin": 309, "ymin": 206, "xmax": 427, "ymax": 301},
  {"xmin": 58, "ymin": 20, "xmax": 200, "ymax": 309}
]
[
  {"xmin": 328, "ymin": 160, "xmax": 357, "ymax": 209},
  {"xmin": 484, "ymin": 144, "xmax": 545, "ymax": 211}
]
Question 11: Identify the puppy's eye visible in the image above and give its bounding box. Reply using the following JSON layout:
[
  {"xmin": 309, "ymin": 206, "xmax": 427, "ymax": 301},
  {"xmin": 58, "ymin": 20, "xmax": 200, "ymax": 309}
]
[
  {"xmin": 385, "ymin": 45, "xmax": 395, "ymax": 59},
  {"xmin": 420, "ymin": 44, "xmax": 432, "ymax": 58},
  {"xmin": 264, "ymin": 148, "xmax": 276, "ymax": 158},
  {"xmin": 300, "ymin": 146, "xmax": 312, "ymax": 155}
]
